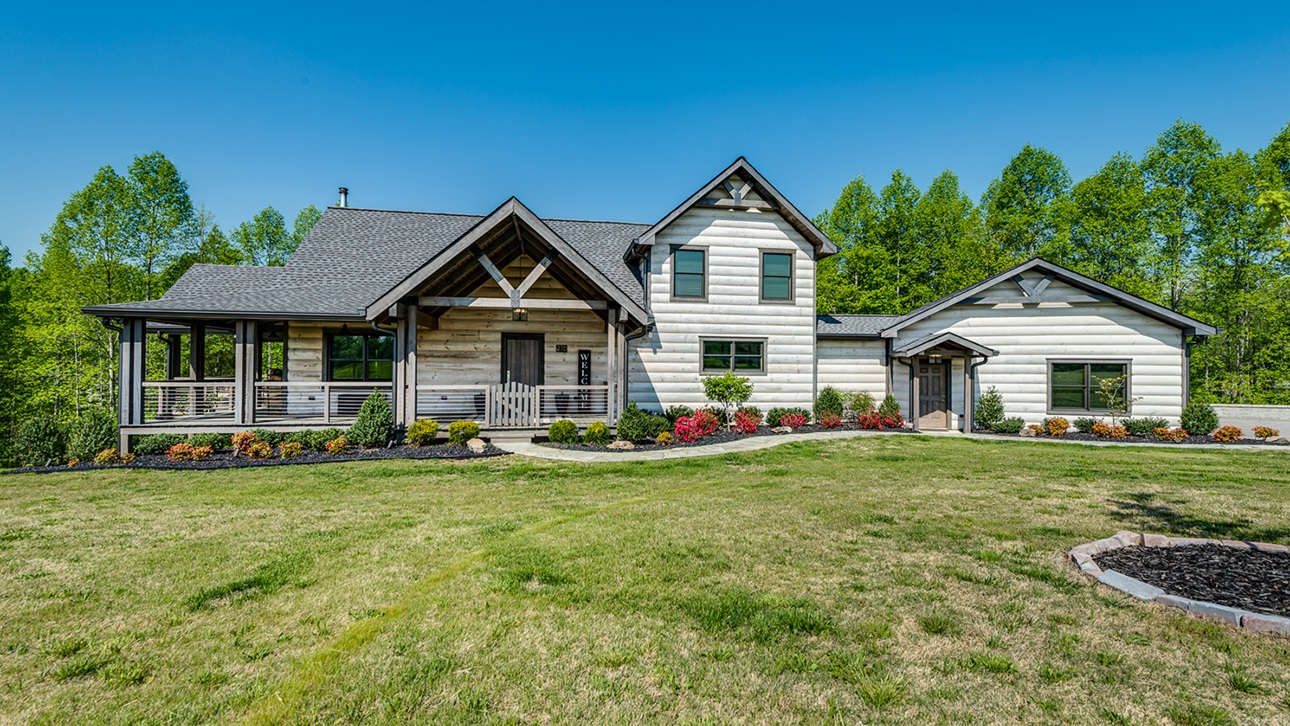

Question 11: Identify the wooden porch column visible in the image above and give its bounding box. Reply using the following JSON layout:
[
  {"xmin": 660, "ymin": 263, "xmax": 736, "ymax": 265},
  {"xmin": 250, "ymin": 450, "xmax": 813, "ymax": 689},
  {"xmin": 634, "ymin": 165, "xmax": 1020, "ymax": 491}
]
[
  {"xmin": 117, "ymin": 318, "xmax": 146, "ymax": 450},
  {"xmin": 234, "ymin": 320, "xmax": 258, "ymax": 426},
  {"xmin": 606, "ymin": 308, "xmax": 618, "ymax": 423},
  {"xmin": 910, "ymin": 357, "xmax": 921, "ymax": 433},
  {"xmin": 165, "ymin": 334, "xmax": 182, "ymax": 380},
  {"xmin": 188, "ymin": 323, "xmax": 206, "ymax": 381},
  {"xmin": 394, "ymin": 304, "xmax": 419, "ymax": 427}
]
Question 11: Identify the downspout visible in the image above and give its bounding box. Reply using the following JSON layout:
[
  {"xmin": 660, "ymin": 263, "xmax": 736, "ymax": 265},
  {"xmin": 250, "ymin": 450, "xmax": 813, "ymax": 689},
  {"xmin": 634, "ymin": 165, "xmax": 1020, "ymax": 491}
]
[
  {"xmin": 969, "ymin": 357, "xmax": 989, "ymax": 432},
  {"xmin": 621, "ymin": 317, "xmax": 654, "ymax": 411}
]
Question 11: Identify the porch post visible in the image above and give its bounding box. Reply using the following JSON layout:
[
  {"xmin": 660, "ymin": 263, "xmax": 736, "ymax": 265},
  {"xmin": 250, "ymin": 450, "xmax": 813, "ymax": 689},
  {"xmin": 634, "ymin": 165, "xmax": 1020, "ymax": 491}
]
[
  {"xmin": 606, "ymin": 308, "xmax": 618, "ymax": 423},
  {"xmin": 394, "ymin": 304, "xmax": 418, "ymax": 427},
  {"xmin": 188, "ymin": 323, "xmax": 206, "ymax": 381},
  {"xmin": 962, "ymin": 356, "xmax": 973, "ymax": 433},
  {"xmin": 117, "ymin": 318, "xmax": 146, "ymax": 450},
  {"xmin": 165, "ymin": 334, "xmax": 182, "ymax": 380},
  {"xmin": 910, "ymin": 357, "xmax": 921, "ymax": 432},
  {"xmin": 234, "ymin": 320, "xmax": 257, "ymax": 426}
]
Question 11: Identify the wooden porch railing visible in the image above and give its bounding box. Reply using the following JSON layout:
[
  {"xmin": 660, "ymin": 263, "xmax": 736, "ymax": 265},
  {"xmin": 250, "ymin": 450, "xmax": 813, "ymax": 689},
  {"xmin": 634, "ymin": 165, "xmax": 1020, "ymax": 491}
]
[
  {"xmin": 142, "ymin": 381, "xmax": 236, "ymax": 422},
  {"xmin": 254, "ymin": 381, "xmax": 393, "ymax": 423},
  {"xmin": 415, "ymin": 383, "xmax": 609, "ymax": 428}
]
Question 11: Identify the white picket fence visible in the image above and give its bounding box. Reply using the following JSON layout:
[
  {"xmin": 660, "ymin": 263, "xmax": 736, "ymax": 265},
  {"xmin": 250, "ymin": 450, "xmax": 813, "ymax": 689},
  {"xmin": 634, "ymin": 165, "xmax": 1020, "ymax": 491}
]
[{"xmin": 415, "ymin": 383, "xmax": 609, "ymax": 428}]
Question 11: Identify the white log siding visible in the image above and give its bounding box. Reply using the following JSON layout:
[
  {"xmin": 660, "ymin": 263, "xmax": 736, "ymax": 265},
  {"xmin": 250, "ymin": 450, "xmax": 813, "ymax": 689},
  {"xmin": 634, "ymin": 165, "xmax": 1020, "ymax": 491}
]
[
  {"xmin": 815, "ymin": 339, "xmax": 888, "ymax": 402},
  {"xmin": 889, "ymin": 272, "xmax": 1187, "ymax": 425},
  {"xmin": 416, "ymin": 256, "xmax": 609, "ymax": 386},
  {"xmin": 628, "ymin": 190, "xmax": 818, "ymax": 413},
  {"xmin": 286, "ymin": 322, "xmax": 324, "ymax": 381}
]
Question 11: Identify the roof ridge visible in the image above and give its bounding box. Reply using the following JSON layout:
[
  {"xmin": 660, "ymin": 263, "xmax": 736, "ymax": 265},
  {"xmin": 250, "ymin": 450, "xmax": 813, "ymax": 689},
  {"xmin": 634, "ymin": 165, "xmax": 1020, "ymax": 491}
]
[{"xmin": 326, "ymin": 205, "xmax": 647, "ymax": 227}]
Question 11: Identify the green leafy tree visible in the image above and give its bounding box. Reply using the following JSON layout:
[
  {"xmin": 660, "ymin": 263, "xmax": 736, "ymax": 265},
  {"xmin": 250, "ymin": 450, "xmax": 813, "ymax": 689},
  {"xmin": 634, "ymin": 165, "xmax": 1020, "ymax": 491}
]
[
  {"xmin": 1056, "ymin": 153, "xmax": 1158, "ymax": 299},
  {"xmin": 981, "ymin": 144, "xmax": 1072, "ymax": 261},
  {"xmin": 232, "ymin": 207, "xmax": 292, "ymax": 266},
  {"xmin": 125, "ymin": 152, "xmax": 196, "ymax": 299},
  {"xmin": 0, "ymin": 246, "xmax": 21, "ymax": 464},
  {"xmin": 292, "ymin": 205, "xmax": 323, "ymax": 249},
  {"xmin": 915, "ymin": 170, "xmax": 999, "ymax": 299}
]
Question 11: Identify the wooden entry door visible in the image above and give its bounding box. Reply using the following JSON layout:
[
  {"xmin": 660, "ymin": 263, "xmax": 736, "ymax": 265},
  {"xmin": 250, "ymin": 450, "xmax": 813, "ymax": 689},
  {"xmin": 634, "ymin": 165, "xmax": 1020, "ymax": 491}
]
[
  {"xmin": 918, "ymin": 362, "xmax": 948, "ymax": 429},
  {"xmin": 501, "ymin": 334, "xmax": 544, "ymax": 386}
]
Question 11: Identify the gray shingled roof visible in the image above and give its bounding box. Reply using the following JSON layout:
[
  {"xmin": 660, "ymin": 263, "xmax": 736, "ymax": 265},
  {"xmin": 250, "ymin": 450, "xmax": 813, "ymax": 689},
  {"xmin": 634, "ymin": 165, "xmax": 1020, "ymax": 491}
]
[
  {"xmin": 85, "ymin": 207, "xmax": 650, "ymax": 320},
  {"xmin": 815, "ymin": 314, "xmax": 901, "ymax": 338}
]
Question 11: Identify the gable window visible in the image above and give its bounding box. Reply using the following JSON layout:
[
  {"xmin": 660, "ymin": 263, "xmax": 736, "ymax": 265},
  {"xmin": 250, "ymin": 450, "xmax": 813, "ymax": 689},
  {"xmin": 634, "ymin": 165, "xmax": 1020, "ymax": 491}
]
[
  {"xmin": 1048, "ymin": 361, "xmax": 1129, "ymax": 413},
  {"xmin": 701, "ymin": 338, "xmax": 766, "ymax": 374},
  {"xmin": 328, "ymin": 333, "xmax": 394, "ymax": 381},
  {"xmin": 672, "ymin": 247, "xmax": 706, "ymax": 300},
  {"xmin": 760, "ymin": 252, "xmax": 793, "ymax": 302}
]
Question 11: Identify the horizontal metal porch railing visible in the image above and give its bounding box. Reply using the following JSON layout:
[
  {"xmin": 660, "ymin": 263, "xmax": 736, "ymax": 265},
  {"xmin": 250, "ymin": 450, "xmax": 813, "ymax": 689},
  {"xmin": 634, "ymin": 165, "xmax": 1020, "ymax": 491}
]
[
  {"xmin": 142, "ymin": 381, "xmax": 236, "ymax": 422},
  {"xmin": 414, "ymin": 384, "xmax": 610, "ymax": 428},
  {"xmin": 253, "ymin": 381, "xmax": 394, "ymax": 424}
]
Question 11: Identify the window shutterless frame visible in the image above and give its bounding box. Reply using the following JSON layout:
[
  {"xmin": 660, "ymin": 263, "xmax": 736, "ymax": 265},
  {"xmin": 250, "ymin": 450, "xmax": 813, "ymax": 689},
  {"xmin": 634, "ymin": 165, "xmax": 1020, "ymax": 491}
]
[
  {"xmin": 759, "ymin": 250, "xmax": 794, "ymax": 303},
  {"xmin": 325, "ymin": 331, "xmax": 395, "ymax": 382},
  {"xmin": 1046, "ymin": 359, "xmax": 1131, "ymax": 414},
  {"xmin": 669, "ymin": 245, "xmax": 707, "ymax": 301},
  {"xmin": 699, "ymin": 337, "xmax": 768, "ymax": 375}
]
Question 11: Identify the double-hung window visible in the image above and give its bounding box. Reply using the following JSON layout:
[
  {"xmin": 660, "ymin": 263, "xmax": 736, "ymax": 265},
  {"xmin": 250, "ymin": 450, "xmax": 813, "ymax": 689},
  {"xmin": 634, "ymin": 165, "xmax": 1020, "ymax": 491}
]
[
  {"xmin": 760, "ymin": 252, "xmax": 793, "ymax": 302},
  {"xmin": 1048, "ymin": 361, "xmax": 1129, "ymax": 413},
  {"xmin": 701, "ymin": 339, "xmax": 766, "ymax": 374},
  {"xmin": 672, "ymin": 247, "xmax": 706, "ymax": 300},
  {"xmin": 328, "ymin": 333, "xmax": 394, "ymax": 382}
]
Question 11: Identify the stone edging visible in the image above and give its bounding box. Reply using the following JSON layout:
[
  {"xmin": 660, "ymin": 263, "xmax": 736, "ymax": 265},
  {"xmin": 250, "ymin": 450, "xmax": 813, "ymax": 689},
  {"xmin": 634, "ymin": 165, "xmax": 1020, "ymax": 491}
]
[{"xmin": 1070, "ymin": 532, "xmax": 1290, "ymax": 636}]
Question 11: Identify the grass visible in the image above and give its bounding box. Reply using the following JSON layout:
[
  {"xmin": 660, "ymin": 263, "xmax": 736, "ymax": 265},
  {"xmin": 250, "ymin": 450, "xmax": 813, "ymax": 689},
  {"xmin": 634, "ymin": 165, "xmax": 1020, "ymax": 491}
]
[{"xmin": 2, "ymin": 436, "xmax": 1290, "ymax": 723}]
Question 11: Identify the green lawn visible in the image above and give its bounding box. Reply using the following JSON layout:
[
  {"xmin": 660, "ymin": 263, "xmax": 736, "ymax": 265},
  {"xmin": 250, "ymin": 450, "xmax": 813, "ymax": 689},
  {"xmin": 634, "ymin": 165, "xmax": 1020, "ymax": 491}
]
[{"xmin": 2, "ymin": 437, "xmax": 1290, "ymax": 725}]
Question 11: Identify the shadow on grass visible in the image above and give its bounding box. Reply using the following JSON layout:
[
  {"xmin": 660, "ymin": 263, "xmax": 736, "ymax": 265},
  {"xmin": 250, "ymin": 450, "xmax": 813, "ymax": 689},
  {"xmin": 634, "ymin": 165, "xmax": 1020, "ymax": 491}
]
[{"xmin": 1106, "ymin": 493, "xmax": 1290, "ymax": 543}]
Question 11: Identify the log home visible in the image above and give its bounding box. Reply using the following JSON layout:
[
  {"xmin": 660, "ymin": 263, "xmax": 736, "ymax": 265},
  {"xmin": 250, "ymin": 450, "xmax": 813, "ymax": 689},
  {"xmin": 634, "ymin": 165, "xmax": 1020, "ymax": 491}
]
[{"xmin": 85, "ymin": 158, "xmax": 1217, "ymax": 449}]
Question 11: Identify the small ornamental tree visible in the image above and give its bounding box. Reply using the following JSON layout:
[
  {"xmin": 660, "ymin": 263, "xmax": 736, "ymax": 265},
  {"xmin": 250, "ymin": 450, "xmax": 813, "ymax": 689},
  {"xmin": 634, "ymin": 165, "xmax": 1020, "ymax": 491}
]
[
  {"xmin": 348, "ymin": 392, "xmax": 394, "ymax": 448},
  {"xmin": 814, "ymin": 386, "xmax": 845, "ymax": 422},
  {"xmin": 702, "ymin": 371, "xmax": 753, "ymax": 426},
  {"xmin": 878, "ymin": 394, "xmax": 903, "ymax": 421},
  {"xmin": 974, "ymin": 387, "xmax": 1005, "ymax": 430},
  {"xmin": 1095, "ymin": 375, "xmax": 1139, "ymax": 425}
]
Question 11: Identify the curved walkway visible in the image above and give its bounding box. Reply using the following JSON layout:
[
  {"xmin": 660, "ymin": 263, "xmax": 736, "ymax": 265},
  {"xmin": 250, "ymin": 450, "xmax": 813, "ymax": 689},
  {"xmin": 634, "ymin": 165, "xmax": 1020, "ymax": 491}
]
[{"xmin": 494, "ymin": 429, "xmax": 1285, "ymax": 462}]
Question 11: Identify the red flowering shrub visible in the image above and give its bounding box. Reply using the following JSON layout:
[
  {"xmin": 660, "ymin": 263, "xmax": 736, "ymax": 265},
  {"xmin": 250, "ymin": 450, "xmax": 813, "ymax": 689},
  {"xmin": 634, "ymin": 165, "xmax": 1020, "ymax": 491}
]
[
  {"xmin": 1253, "ymin": 426, "xmax": 1280, "ymax": 440},
  {"xmin": 818, "ymin": 411, "xmax": 842, "ymax": 428},
  {"xmin": 1152, "ymin": 427, "xmax": 1187, "ymax": 442},
  {"xmin": 324, "ymin": 436, "xmax": 348, "ymax": 454},
  {"xmin": 231, "ymin": 430, "xmax": 257, "ymax": 454},
  {"xmin": 243, "ymin": 441, "xmax": 272, "ymax": 459},
  {"xmin": 1213, "ymin": 425, "xmax": 1243, "ymax": 443},
  {"xmin": 780, "ymin": 413, "xmax": 807, "ymax": 428},
  {"xmin": 856, "ymin": 411, "xmax": 905, "ymax": 430},
  {"xmin": 882, "ymin": 413, "xmax": 905, "ymax": 428},
  {"xmin": 734, "ymin": 408, "xmax": 761, "ymax": 434},
  {"xmin": 167, "ymin": 443, "xmax": 213, "ymax": 462},
  {"xmin": 674, "ymin": 409, "xmax": 721, "ymax": 443}
]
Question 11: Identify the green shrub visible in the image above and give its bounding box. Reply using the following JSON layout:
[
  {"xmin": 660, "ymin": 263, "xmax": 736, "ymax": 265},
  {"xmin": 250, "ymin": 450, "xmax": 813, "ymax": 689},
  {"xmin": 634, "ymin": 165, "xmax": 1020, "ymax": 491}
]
[
  {"xmin": 447, "ymin": 420, "xmax": 480, "ymax": 446},
  {"xmin": 405, "ymin": 419, "xmax": 441, "ymax": 446},
  {"xmin": 347, "ymin": 392, "xmax": 394, "ymax": 448},
  {"xmin": 189, "ymin": 432, "xmax": 233, "ymax": 450},
  {"xmin": 132, "ymin": 433, "xmax": 186, "ymax": 456},
  {"xmin": 848, "ymin": 390, "xmax": 877, "ymax": 416},
  {"xmin": 548, "ymin": 419, "xmax": 579, "ymax": 444},
  {"xmin": 703, "ymin": 371, "xmax": 754, "ymax": 423},
  {"xmin": 582, "ymin": 422, "xmax": 611, "ymax": 446},
  {"xmin": 67, "ymin": 410, "xmax": 117, "ymax": 462},
  {"xmin": 615, "ymin": 402, "xmax": 670, "ymax": 442},
  {"xmin": 317, "ymin": 428, "xmax": 345, "ymax": 446},
  {"xmin": 1180, "ymin": 402, "xmax": 1218, "ymax": 436},
  {"xmin": 281, "ymin": 430, "xmax": 328, "ymax": 451},
  {"xmin": 1122, "ymin": 417, "xmax": 1169, "ymax": 437},
  {"xmin": 766, "ymin": 407, "xmax": 810, "ymax": 427},
  {"xmin": 814, "ymin": 386, "xmax": 845, "ymax": 421},
  {"xmin": 16, "ymin": 416, "xmax": 65, "ymax": 467},
  {"xmin": 991, "ymin": 417, "xmax": 1025, "ymax": 434},
  {"xmin": 248, "ymin": 428, "xmax": 284, "ymax": 446},
  {"xmin": 878, "ymin": 394, "xmax": 902, "ymax": 419},
  {"xmin": 663, "ymin": 405, "xmax": 694, "ymax": 424},
  {"xmin": 1072, "ymin": 417, "xmax": 1100, "ymax": 434},
  {"xmin": 975, "ymin": 386, "xmax": 1005, "ymax": 430}
]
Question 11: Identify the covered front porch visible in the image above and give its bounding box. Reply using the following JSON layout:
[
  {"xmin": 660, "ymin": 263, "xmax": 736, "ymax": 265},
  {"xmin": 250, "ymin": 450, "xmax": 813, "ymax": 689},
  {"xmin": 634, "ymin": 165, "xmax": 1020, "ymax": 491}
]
[{"xmin": 891, "ymin": 332, "xmax": 998, "ymax": 432}]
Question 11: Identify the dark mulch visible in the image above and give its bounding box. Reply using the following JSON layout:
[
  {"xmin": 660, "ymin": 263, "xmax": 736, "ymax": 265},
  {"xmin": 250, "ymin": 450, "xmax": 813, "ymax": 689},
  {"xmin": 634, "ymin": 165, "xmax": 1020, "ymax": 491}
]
[
  {"xmin": 985, "ymin": 430, "xmax": 1287, "ymax": 446},
  {"xmin": 540, "ymin": 423, "xmax": 913, "ymax": 452},
  {"xmin": 1095, "ymin": 544, "xmax": 1290, "ymax": 617},
  {"xmin": 3, "ymin": 445, "xmax": 507, "ymax": 475}
]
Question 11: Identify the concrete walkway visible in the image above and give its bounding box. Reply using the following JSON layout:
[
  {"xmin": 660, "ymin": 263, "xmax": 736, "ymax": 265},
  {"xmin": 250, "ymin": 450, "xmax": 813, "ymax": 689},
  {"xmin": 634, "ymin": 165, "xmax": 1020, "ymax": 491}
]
[{"xmin": 493, "ymin": 428, "xmax": 1286, "ymax": 462}]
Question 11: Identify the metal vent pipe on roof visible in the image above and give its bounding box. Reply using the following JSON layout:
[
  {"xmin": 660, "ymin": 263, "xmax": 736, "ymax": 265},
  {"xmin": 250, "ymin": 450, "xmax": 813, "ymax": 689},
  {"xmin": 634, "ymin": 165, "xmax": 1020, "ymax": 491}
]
[{"xmin": 338, "ymin": 187, "xmax": 349, "ymax": 207}]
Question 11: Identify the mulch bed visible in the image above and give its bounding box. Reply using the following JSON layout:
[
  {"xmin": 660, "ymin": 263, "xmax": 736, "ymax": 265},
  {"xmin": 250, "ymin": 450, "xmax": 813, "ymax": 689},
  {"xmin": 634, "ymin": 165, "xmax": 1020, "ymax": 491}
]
[
  {"xmin": 1095, "ymin": 544, "xmax": 1290, "ymax": 618},
  {"xmin": 540, "ymin": 423, "xmax": 913, "ymax": 452},
  {"xmin": 3, "ymin": 445, "xmax": 507, "ymax": 475},
  {"xmin": 985, "ymin": 430, "xmax": 1288, "ymax": 446}
]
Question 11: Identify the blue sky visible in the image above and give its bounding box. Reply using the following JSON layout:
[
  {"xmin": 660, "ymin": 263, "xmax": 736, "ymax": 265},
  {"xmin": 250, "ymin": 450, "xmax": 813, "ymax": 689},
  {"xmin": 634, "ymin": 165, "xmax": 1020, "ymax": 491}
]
[{"xmin": 3, "ymin": 1, "xmax": 1289, "ymax": 263}]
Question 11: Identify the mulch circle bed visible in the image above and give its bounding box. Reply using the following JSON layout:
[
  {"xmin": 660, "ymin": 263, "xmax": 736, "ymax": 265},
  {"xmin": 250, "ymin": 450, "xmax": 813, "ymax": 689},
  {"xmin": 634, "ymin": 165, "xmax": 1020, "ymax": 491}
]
[
  {"xmin": 540, "ymin": 424, "xmax": 914, "ymax": 452},
  {"xmin": 1095, "ymin": 544, "xmax": 1290, "ymax": 618},
  {"xmin": 4, "ymin": 445, "xmax": 507, "ymax": 475}
]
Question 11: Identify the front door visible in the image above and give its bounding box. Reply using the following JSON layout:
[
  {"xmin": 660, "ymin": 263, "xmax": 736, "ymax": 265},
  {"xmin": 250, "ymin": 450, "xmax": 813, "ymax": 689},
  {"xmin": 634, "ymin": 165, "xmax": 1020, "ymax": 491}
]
[
  {"xmin": 918, "ymin": 362, "xmax": 948, "ymax": 429},
  {"xmin": 501, "ymin": 334, "xmax": 544, "ymax": 386}
]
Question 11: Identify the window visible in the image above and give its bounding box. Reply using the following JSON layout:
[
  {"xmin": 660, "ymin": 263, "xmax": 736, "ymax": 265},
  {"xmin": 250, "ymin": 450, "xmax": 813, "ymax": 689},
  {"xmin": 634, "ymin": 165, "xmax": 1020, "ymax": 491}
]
[
  {"xmin": 328, "ymin": 333, "xmax": 394, "ymax": 381},
  {"xmin": 672, "ymin": 247, "xmax": 706, "ymax": 300},
  {"xmin": 761, "ymin": 252, "xmax": 793, "ymax": 302},
  {"xmin": 701, "ymin": 339, "xmax": 766, "ymax": 374},
  {"xmin": 1049, "ymin": 361, "xmax": 1129, "ymax": 413}
]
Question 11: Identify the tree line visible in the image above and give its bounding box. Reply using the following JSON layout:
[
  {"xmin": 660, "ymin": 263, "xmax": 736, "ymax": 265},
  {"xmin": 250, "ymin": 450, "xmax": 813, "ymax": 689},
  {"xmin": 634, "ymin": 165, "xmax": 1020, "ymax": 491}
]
[
  {"xmin": 814, "ymin": 120, "xmax": 1290, "ymax": 407},
  {"xmin": 0, "ymin": 152, "xmax": 322, "ymax": 465}
]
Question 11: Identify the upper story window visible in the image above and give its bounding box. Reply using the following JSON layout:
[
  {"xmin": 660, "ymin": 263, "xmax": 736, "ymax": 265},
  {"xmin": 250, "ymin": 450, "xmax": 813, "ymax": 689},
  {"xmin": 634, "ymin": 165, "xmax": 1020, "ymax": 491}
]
[
  {"xmin": 761, "ymin": 252, "xmax": 793, "ymax": 302},
  {"xmin": 328, "ymin": 333, "xmax": 394, "ymax": 381},
  {"xmin": 1049, "ymin": 361, "xmax": 1129, "ymax": 413},
  {"xmin": 671, "ymin": 247, "xmax": 706, "ymax": 300}
]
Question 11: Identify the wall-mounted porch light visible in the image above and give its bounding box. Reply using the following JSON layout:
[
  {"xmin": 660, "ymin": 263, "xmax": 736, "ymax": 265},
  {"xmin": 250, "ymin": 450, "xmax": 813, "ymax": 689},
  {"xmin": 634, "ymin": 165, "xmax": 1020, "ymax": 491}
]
[
  {"xmin": 928, "ymin": 353, "xmax": 943, "ymax": 365},
  {"xmin": 511, "ymin": 308, "xmax": 528, "ymax": 322}
]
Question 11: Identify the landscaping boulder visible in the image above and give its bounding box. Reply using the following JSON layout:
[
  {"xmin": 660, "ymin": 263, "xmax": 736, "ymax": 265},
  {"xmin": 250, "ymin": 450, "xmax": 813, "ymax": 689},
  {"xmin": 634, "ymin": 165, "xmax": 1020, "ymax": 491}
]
[
  {"xmin": 466, "ymin": 438, "xmax": 487, "ymax": 454},
  {"xmin": 607, "ymin": 440, "xmax": 635, "ymax": 451},
  {"xmin": 1019, "ymin": 427, "xmax": 1038, "ymax": 437},
  {"xmin": 771, "ymin": 426, "xmax": 793, "ymax": 434}
]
